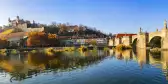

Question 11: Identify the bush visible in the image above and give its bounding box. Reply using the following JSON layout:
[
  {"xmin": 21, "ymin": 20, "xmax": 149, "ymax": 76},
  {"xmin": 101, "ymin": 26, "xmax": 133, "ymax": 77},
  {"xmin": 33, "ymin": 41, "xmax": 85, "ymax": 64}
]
[
  {"xmin": 0, "ymin": 49, "xmax": 7, "ymax": 56},
  {"xmin": 0, "ymin": 49, "xmax": 6, "ymax": 53},
  {"xmin": 45, "ymin": 47, "xmax": 54, "ymax": 52},
  {"xmin": 104, "ymin": 47, "xmax": 109, "ymax": 51},
  {"xmin": 64, "ymin": 47, "xmax": 75, "ymax": 52},
  {"xmin": 11, "ymin": 49, "xmax": 18, "ymax": 54},
  {"xmin": 31, "ymin": 50, "xmax": 37, "ymax": 53},
  {"xmin": 78, "ymin": 46, "xmax": 88, "ymax": 52},
  {"xmin": 116, "ymin": 44, "xmax": 132, "ymax": 50},
  {"xmin": 44, "ymin": 47, "xmax": 55, "ymax": 56}
]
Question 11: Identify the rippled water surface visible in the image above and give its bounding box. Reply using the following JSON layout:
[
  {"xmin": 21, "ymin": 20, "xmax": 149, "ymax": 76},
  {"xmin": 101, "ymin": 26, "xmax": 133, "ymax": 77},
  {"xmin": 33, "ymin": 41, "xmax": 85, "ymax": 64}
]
[{"xmin": 0, "ymin": 49, "xmax": 168, "ymax": 84}]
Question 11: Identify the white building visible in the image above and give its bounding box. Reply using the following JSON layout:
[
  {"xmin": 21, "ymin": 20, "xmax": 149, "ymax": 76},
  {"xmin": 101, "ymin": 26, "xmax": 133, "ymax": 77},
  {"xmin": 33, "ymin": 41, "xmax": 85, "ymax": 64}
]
[{"xmin": 4, "ymin": 32, "xmax": 27, "ymax": 47}]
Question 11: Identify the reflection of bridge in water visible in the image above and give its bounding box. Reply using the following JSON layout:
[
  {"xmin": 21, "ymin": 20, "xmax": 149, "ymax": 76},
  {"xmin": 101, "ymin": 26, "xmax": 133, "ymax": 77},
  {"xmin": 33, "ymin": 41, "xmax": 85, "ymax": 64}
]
[
  {"xmin": 109, "ymin": 49, "xmax": 168, "ymax": 80},
  {"xmin": 109, "ymin": 20, "xmax": 168, "ymax": 50}
]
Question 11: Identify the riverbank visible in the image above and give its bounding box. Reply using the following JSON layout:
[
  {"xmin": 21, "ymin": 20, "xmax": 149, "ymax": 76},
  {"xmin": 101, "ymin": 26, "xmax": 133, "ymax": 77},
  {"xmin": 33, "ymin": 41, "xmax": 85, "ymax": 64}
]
[
  {"xmin": 0, "ymin": 46, "xmax": 110, "ymax": 54},
  {"xmin": 113, "ymin": 44, "xmax": 132, "ymax": 51}
]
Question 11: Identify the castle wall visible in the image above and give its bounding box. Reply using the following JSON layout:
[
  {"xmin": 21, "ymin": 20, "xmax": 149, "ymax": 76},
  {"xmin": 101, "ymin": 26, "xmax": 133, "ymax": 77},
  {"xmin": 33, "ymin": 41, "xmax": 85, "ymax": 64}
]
[
  {"xmin": 17, "ymin": 23, "xmax": 27, "ymax": 29},
  {"xmin": 27, "ymin": 27, "xmax": 44, "ymax": 32}
]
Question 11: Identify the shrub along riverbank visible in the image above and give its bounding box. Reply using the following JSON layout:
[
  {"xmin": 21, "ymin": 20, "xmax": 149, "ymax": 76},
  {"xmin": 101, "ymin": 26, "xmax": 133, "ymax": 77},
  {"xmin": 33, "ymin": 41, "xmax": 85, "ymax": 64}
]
[
  {"xmin": 115, "ymin": 44, "xmax": 132, "ymax": 51},
  {"xmin": 0, "ymin": 46, "xmax": 110, "ymax": 55}
]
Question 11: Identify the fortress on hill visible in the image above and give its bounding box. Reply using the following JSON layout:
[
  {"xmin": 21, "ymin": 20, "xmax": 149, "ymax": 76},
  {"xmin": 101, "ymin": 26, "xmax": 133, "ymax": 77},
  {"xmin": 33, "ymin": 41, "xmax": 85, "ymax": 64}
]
[{"xmin": 7, "ymin": 16, "xmax": 44, "ymax": 32}]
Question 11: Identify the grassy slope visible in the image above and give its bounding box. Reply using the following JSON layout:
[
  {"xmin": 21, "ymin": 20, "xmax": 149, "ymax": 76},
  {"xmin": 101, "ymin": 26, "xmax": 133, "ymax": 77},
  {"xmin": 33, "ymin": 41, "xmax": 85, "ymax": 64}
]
[{"xmin": 0, "ymin": 29, "xmax": 14, "ymax": 35}]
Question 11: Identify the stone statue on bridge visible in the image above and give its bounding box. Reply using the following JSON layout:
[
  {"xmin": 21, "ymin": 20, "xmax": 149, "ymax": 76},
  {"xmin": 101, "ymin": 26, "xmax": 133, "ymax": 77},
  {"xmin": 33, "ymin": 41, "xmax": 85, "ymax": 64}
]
[
  {"xmin": 164, "ymin": 20, "xmax": 167, "ymax": 29},
  {"xmin": 139, "ymin": 27, "xmax": 142, "ymax": 33}
]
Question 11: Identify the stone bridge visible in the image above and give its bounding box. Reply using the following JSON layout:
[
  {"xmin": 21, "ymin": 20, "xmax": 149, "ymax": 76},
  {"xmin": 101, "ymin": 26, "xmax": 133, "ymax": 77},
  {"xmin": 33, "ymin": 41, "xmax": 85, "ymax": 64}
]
[{"xmin": 109, "ymin": 20, "xmax": 168, "ymax": 50}]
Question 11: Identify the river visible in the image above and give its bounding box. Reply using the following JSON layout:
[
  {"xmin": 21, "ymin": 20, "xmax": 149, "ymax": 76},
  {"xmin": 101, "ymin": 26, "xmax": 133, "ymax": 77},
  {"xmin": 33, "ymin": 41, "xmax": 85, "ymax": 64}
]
[{"xmin": 0, "ymin": 49, "xmax": 167, "ymax": 84}]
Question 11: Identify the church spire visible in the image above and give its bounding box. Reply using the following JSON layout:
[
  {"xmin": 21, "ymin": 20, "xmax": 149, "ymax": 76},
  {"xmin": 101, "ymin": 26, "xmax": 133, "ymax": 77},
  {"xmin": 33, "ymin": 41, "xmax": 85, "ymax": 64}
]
[
  {"xmin": 164, "ymin": 20, "xmax": 167, "ymax": 29},
  {"xmin": 139, "ymin": 27, "xmax": 142, "ymax": 33},
  {"xmin": 8, "ymin": 17, "xmax": 11, "ymax": 22},
  {"xmin": 16, "ymin": 16, "xmax": 19, "ymax": 20}
]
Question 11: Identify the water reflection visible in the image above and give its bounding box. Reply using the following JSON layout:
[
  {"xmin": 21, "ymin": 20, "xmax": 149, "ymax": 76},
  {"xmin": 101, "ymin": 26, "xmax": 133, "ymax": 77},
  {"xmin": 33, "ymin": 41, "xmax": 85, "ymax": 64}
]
[
  {"xmin": 0, "ymin": 50, "xmax": 109, "ymax": 82},
  {"xmin": 110, "ymin": 48, "xmax": 168, "ymax": 80},
  {"xmin": 0, "ymin": 49, "xmax": 168, "ymax": 83}
]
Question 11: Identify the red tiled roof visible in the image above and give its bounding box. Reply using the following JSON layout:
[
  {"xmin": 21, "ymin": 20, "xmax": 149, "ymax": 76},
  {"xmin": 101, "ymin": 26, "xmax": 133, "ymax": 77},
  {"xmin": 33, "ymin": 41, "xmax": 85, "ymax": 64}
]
[{"xmin": 115, "ymin": 33, "xmax": 136, "ymax": 38}]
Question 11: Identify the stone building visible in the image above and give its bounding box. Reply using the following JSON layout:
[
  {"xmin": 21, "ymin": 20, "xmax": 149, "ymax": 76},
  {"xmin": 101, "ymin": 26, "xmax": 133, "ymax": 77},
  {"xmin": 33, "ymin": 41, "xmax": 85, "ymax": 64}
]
[
  {"xmin": 0, "ymin": 16, "xmax": 45, "ymax": 48},
  {"xmin": 6, "ymin": 32, "xmax": 27, "ymax": 47},
  {"xmin": 8, "ymin": 16, "xmax": 44, "ymax": 32}
]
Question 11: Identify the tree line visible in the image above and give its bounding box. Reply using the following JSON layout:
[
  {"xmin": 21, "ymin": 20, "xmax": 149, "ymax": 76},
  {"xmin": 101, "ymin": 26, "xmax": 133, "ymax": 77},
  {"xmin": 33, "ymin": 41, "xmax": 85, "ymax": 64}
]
[{"xmin": 44, "ymin": 22, "xmax": 107, "ymax": 37}]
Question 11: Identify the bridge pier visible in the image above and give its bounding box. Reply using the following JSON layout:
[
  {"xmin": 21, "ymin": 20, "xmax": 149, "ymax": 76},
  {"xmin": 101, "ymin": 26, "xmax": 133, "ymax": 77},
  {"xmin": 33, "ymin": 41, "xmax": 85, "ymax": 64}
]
[
  {"xmin": 161, "ymin": 36, "xmax": 168, "ymax": 50},
  {"xmin": 122, "ymin": 36, "xmax": 132, "ymax": 46},
  {"xmin": 136, "ymin": 33, "xmax": 148, "ymax": 49}
]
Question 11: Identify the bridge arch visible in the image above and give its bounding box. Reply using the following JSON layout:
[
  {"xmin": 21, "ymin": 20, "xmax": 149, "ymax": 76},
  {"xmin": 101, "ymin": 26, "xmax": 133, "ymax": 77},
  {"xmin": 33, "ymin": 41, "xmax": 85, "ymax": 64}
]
[
  {"xmin": 149, "ymin": 36, "xmax": 162, "ymax": 48},
  {"xmin": 148, "ymin": 31, "xmax": 162, "ymax": 42},
  {"xmin": 132, "ymin": 35, "xmax": 137, "ymax": 43},
  {"xmin": 132, "ymin": 38, "xmax": 138, "ymax": 51},
  {"xmin": 132, "ymin": 38, "xmax": 137, "ymax": 46}
]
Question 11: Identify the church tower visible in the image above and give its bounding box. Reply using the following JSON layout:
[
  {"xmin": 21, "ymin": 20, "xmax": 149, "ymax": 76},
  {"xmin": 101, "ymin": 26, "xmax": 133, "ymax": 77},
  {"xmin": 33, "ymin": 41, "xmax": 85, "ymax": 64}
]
[
  {"xmin": 16, "ymin": 16, "xmax": 20, "ymax": 24},
  {"xmin": 8, "ymin": 17, "xmax": 11, "ymax": 22},
  {"xmin": 16, "ymin": 16, "xmax": 20, "ymax": 20}
]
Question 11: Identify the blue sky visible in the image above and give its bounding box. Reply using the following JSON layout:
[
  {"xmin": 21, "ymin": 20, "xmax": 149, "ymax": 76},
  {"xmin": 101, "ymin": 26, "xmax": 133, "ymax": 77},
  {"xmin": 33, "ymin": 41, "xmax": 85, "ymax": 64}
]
[{"xmin": 0, "ymin": 0, "xmax": 168, "ymax": 33}]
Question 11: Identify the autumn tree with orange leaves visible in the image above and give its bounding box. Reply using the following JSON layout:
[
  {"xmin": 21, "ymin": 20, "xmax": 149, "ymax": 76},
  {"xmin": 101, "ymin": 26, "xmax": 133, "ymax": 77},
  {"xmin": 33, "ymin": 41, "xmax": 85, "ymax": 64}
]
[
  {"xmin": 27, "ymin": 32, "xmax": 47, "ymax": 47},
  {"xmin": 27, "ymin": 32, "xmax": 59, "ymax": 47},
  {"xmin": 47, "ymin": 33, "xmax": 59, "ymax": 46}
]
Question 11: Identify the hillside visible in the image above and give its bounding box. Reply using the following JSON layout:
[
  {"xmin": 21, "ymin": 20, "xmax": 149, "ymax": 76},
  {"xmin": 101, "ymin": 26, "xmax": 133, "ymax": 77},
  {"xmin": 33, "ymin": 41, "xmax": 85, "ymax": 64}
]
[
  {"xmin": 44, "ymin": 24, "xmax": 107, "ymax": 38},
  {"xmin": 0, "ymin": 23, "xmax": 107, "ymax": 39},
  {"xmin": 0, "ymin": 29, "xmax": 14, "ymax": 35}
]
